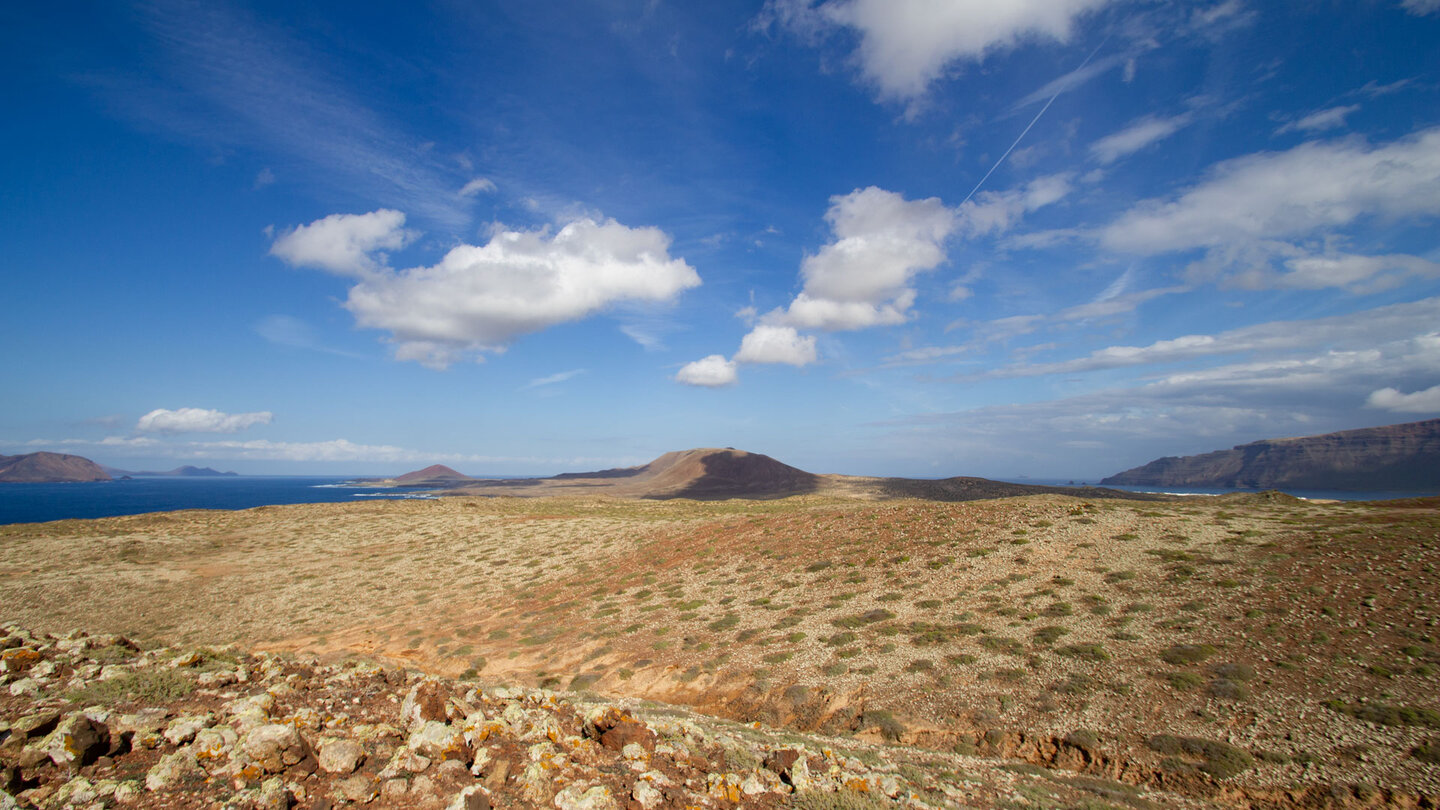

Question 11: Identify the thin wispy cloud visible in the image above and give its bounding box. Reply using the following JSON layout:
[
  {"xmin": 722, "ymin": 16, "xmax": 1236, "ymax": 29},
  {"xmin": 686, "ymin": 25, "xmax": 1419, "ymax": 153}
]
[{"xmin": 111, "ymin": 0, "xmax": 473, "ymax": 228}]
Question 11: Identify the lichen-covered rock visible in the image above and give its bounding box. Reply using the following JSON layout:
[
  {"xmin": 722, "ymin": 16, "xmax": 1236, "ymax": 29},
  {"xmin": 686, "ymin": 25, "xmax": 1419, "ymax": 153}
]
[
  {"xmin": 192, "ymin": 726, "xmax": 239, "ymax": 767},
  {"xmin": 163, "ymin": 713, "xmax": 213, "ymax": 746},
  {"xmin": 333, "ymin": 774, "xmax": 378, "ymax": 804},
  {"xmin": 146, "ymin": 749, "xmax": 206, "ymax": 791},
  {"xmin": 446, "ymin": 784, "xmax": 492, "ymax": 810},
  {"xmin": 0, "ymin": 649, "xmax": 40, "ymax": 674},
  {"xmin": 409, "ymin": 720, "xmax": 469, "ymax": 761},
  {"xmin": 41, "ymin": 713, "xmax": 109, "ymax": 771},
  {"xmin": 317, "ymin": 737, "xmax": 365, "ymax": 775},
  {"xmin": 554, "ymin": 783, "xmax": 618, "ymax": 810},
  {"xmin": 240, "ymin": 724, "xmax": 309, "ymax": 774},
  {"xmin": 113, "ymin": 708, "xmax": 169, "ymax": 739},
  {"xmin": 400, "ymin": 678, "xmax": 451, "ymax": 731}
]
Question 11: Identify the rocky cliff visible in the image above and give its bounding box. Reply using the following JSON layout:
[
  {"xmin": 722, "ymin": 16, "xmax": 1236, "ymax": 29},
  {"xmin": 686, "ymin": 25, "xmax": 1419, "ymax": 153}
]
[
  {"xmin": 0, "ymin": 453, "xmax": 110, "ymax": 484},
  {"xmin": 1102, "ymin": 419, "xmax": 1440, "ymax": 491}
]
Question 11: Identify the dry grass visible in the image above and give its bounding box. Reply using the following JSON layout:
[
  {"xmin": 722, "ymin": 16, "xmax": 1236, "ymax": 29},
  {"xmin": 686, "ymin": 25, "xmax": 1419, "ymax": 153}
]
[{"xmin": 2, "ymin": 492, "xmax": 1439, "ymax": 799}]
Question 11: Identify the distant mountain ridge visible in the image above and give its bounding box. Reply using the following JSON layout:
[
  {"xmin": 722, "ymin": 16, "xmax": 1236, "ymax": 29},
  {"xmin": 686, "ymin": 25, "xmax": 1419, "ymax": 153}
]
[
  {"xmin": 0, "ymin": 452, "xmax": 111, "ymax": 483},
  {"xmin": 104, "ymin": 465, "xmax": 239, "ymax": 477},
  {"xmin": 1102, "ymin": 419, "xmax": 1440, "ymax": 491}
]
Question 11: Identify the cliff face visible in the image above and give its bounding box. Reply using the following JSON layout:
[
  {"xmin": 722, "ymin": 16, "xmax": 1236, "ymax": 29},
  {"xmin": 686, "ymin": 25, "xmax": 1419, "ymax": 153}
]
[
  {"xmin": 0, "ymin": 452, "xmax": 111, "ymax": 483},
  {"xmin": 1102, "ymin": 419, "xmax": 1440, "ymax": 491}
]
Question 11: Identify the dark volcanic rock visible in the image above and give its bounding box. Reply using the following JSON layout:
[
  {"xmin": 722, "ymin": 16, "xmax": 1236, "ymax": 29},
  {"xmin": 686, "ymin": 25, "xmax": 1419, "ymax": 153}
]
[
  {"xmin": 0, "ymin": 453, "xmax": 110, "ymax": 483},
  {"xmin": 1102, "ymin": 419, "xmax": 1440, "ymax": 491}
]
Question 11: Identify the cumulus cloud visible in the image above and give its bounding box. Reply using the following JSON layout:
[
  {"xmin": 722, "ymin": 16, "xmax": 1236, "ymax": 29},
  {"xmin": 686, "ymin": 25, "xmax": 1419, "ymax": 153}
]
[
  {"xmin": 1090, "ymin": 114, "xmax": 1193, "ymax": 164},
  {"xmin": 1367, "ymin": 384, "xmax": 1440, "ymax": 413},
  {"xmin": 458, "ymin": 177, "xmax": 497, "ymax": 197},
  {"xmin": 274, "ymin": 211, "xmax": 701, "ymax": 369},
  {"xmin": 136, "ymin": 408, "xmax": 273, "ymax": 434},
  {"xmin": 774, "ymin": 187, "xmax": 957, "ymax": 331},
  {"xmin": 675, "ymin": 355, "xmax": 738, "ymax": 387},
  {"xmin": 269, "ymin": 209, "xmax": 415, "ymax": 276},
  {"xmin": 1102, "ymin": 127, "xmax": 1440, "ymax": 256},
  {"xmin": 761, "ymin": 0, "xmax": 1113, "ymax": 100},
  {"xmin": 1402, "ymin": 0, "xmax": 1440, "ymax": 15},
  {"xmin": 734, "ymin": 325, "xmax": 818, "ymax": 366},
  {"xmin": 680, "ymin": 178, "xmax": 1073, "ymax": 387}
]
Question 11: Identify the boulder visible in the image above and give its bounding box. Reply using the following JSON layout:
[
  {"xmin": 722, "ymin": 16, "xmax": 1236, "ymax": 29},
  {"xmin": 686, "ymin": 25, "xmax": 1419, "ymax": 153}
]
[
  {"xmin": 408, "ymin": 721, "xmax": 469, "ymax": 761},
  {"xmin": 400, "ymin": 679, "xmax": 452, "ymax": 730},
  {"xmin": 240, "ymin": 724, "xmax": 309, "ymax": 774},
  {"xmin": 41, "ymin": 713, "xmax": 109, "ymax": 771},
  {"xmin": 146, "ymin": 749, "xmax": 205, "ymax": 791},
  {"xmin": 317, "ymin": 738, "xmax": 365, "ymax": 775}
]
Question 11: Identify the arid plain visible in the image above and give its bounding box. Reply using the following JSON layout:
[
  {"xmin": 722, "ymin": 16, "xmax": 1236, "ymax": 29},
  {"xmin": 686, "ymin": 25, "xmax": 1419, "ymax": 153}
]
[{"xmin": 4, "ymin": 483, "xmax": 1439, "ymax": 807}]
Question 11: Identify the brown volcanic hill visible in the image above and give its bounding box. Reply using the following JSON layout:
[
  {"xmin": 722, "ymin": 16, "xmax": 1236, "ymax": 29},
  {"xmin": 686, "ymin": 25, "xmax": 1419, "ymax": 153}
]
[
  {"xmin": 1102, "ymin": 418, "xmax": 1440, "ymax": 491},
  {"xmin": 394, "ymin": 464, "xmax": 471, "ymax": 485},
  {"xmin": 0, "ymin": 451, "xmax": 110, "ymax": 483}
]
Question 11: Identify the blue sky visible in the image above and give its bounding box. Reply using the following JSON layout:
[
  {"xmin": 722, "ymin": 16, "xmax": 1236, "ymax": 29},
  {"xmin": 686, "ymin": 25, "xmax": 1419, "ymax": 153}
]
[{"xmin": 3, "ymin": 0, "xmax": 1439, "ymax": 478}]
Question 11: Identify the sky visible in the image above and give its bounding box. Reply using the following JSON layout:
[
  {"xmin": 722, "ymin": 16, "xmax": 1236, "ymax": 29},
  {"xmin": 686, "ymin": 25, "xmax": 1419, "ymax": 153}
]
[{"xmin": 3, "ymin": 0, "xmax": 1439, "ymax": 479}]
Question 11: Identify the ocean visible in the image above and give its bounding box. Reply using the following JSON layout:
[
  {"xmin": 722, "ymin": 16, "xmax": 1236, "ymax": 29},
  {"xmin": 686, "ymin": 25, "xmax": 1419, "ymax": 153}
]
[
  {"xmin": 0, "ymin": 476, "xmax": 440, "ymax": 526},
  {"xmin": 0, "ymin": 475, "xmax": 1431, "ymax": 527}
]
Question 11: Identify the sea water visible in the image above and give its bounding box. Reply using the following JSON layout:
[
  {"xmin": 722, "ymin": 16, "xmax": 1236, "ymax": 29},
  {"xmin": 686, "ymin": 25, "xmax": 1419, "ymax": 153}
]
[{"xmin": 0, "ymin": 476, "xmax": 442, "ymax": 526}]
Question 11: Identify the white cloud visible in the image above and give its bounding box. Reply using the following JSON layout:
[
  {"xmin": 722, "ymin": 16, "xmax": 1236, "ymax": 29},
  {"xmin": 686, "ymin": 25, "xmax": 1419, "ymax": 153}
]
[
  {"xmin": 458, "ymin": 177, "xmax": 497, "ymax": 197},
  {"xmin": 253, "ymin": 167, "xmax": 276, "ymax": 189},
  {"xmin": 956, "ymin": 174, "xmax": 1072, "ymax": 237},
  {"xmin": 136, "ymin": 408, "xmax": 274, "ymax": 434},
  {"xmin": 1272, "ymin": 251, "xmax": 1440, "ymax": 291},
  {"xmin": 968, "ymin": 297, "xmax": 1440, "ymax": 379},
  {"xmin": 1090, "ymin": 114, "xmax": 1192, "ymax": 164},
  {"xmin": 734, "ymin": 325, "xmax": 818, "ymax": 366},
  {"xmin": 764, "ymin": 0, "xmax": 1113, "ymax": 100},
  {"xmin": 1100, "ymin": 127, "xmax": 1440, "ymax": 282},
  {"xmin": 774, "ymin": 187, "xmax": 956, "ymax": 330},
  {"xmin": 270, "ymin": 209, "xmax": 415, "ymax": 276},
  {"xmin": 276, "ymin": 212, "xmax": 701, "ymax": 369},
  {"xmin": 523, "ymin": 369, "xmax": 586, "ymax": 389},
  {"xmin": 1402, "ymin": 0, "xmax": 1440, "ymax": 15},
  {"xmin": 1367, "ymin": 384, "xmax": 1440, "ymax": 413},
  {"xmin": 1276, "ymin": 104, "xmax": 1360, "ymax": 135},
  {"xmin": 675, "ymin": 355, "xmax": 738, "ymax": 387}
]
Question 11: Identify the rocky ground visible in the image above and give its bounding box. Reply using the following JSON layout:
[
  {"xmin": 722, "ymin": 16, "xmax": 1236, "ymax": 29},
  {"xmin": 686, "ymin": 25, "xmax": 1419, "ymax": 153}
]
[
  {"xmin": 2, "ymin": 492, "xmax": 1438, "ymax": 807},
  {"xmin": 0, "ymin": 623, "xmax": 1217, "ymax": 809}
]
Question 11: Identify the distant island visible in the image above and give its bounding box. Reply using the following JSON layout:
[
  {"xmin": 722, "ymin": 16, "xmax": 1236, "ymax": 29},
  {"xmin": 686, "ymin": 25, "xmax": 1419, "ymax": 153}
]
[
  {"xmin": 0, "ymin": 452, "xmax": 111, "ymax": 483},
  {"xmin": 378, "ymin": 447, "xmax": 1157, "ymax": 503},
  {"xmin": 103, "ymin": 465, "xmax": 239, "ymax": 478},
  {"xmin": 1102, "ymin": 418, "xmax": 1440, "ymax": 491}
]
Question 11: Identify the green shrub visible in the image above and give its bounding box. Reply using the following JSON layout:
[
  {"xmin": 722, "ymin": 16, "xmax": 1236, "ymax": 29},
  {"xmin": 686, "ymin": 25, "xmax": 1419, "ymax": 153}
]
[
  {"xmin": 1032, "ymin": 625, "xmax": 1070, "ymax": 645},
  {"xmin": 1412, "ymin": 738, "xmax": 1440, "ymax": 764},
  {"xmin": 1324, "ymin": 699, "xmax": 1440, "ymax": 728},
  {"xmin": 1160, "ymin": 644, "xmax": 1217, "ymax": 666},
  {"xmin": 1056, "ymin": 643, "xmax": 1109, "ymax": 662},
  {"xmin": 1166, "ymin": 671, "xmax": 1205, "ymax": 690},
  {"xmin": 859, "ymin": 709, "xmax": 906, "ymax": 741},
  {"xmin": 66, "ymin": 669, "xmax": 194, "ymax": 705},
  {"xmin": 1148, "ymin": 734, "xmax": 1253, "ymax": 778}
]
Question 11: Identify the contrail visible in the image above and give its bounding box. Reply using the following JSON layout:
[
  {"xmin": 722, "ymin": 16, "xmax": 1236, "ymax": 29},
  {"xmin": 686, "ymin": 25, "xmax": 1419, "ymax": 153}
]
[{"xmin": 959, "ymin": 39, "xmax": 1109, "ymax": 206}]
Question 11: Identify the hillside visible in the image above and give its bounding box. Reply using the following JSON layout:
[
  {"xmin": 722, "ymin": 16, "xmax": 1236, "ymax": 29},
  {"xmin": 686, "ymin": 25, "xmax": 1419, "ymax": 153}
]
[
  {"xmin": 1102, "ymin": 419, "xmax": 1440, "ymax": 491},
  {"xmin": 393, "ymin": 464, "xmax": 472, "ymax": 486},
  {"xmin": 4, "ymin": 493, "xmax": 1439, "ymax": 806},
  {"xmin": 0, "ymin": 452, "xmax": 110, "ymax": 483}
]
